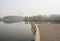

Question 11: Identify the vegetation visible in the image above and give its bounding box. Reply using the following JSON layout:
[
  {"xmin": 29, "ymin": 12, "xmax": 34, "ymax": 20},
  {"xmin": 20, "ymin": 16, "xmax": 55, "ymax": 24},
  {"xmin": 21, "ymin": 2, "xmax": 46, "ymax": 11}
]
[
  {"xmin": 0, "ymin": 15, "xmax": 60, "ymax": 23},
  {"xmin": 24, "ymin": 15, "xmax": 60, "ymax": 23},
  {"xmin": 3, "ymin": 16, "xmax": 24, "ymax": 23}
]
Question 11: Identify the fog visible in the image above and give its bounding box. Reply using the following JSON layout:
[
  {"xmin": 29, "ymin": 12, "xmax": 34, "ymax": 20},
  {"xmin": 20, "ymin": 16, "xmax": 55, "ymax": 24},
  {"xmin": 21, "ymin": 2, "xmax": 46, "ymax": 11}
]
[{"xmin": 0, "ymin": 0, "xmax": 60, "ymax": 17}]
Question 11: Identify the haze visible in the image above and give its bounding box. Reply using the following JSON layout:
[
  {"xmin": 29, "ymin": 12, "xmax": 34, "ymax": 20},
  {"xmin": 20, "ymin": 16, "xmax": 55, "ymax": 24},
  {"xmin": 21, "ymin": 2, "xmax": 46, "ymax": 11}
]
[{"xmin": 0, "ymin": 0, "xmax": 60, "ymax": 17}]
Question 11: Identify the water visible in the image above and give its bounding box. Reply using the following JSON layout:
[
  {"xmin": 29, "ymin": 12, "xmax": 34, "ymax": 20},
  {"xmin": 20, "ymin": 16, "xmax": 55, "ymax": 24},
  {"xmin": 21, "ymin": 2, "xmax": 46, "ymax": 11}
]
[{"xmin": 0, "ymin": 21, "xmax": 33, "ymax": 41}]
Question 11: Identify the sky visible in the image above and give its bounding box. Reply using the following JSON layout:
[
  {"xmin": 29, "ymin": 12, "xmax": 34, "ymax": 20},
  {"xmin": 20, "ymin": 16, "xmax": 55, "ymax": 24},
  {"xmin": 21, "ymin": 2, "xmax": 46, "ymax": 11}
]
[{"xmin": 0, "ymin": 0, "xmax": 60, "ymax": 17}]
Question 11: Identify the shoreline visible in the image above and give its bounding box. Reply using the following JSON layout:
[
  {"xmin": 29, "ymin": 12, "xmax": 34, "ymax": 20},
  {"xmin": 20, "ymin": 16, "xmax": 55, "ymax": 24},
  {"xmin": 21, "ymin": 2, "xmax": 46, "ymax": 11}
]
[{"xmin": 31, "ymin": 22, "xmax": 40, "ymax": 41}]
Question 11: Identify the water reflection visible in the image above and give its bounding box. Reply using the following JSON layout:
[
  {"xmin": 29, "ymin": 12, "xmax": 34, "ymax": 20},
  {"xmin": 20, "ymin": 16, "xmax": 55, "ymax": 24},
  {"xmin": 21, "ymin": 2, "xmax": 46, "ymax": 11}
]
[
  {"xmin": 25, "ymin": 21, "xmax": 28, "ymax": 24},
  {"xmin": 0, "ymin": 21, "xmax": 33, "ymax": 41}
]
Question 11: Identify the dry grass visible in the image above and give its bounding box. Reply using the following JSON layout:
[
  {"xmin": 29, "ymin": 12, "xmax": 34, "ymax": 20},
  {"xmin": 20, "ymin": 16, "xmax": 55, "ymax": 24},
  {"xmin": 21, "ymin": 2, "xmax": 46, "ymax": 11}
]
[{"xmin": 36, "ymin": 24, "xmax": 60, "ymax": 41}]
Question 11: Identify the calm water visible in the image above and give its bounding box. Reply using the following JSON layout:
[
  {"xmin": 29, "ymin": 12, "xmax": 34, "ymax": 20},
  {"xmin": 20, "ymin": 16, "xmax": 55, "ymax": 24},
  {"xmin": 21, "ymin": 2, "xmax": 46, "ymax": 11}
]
[{"xmin": 0, "ymin": 21, "xmax": 33, "ymax": 41}]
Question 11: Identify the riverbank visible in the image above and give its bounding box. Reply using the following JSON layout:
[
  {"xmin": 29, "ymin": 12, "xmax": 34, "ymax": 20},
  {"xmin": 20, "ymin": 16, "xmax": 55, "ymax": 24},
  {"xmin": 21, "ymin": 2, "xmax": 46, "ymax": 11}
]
[
  {"xmin": 36, "ymin": 23, "xmax": 60, "ymax": 41},
  {"xmin": 31, "ymin": 22, "xmax": 40, "ymax": 41},
  {"xmin": 33, "ymin": 23, "xmax": 40, "ymax": 41}
]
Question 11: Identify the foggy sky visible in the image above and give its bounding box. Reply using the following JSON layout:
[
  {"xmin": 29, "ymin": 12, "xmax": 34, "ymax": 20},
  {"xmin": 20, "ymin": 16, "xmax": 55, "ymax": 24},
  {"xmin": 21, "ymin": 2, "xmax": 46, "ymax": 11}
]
[{"xmin": 0, "ymin": 0, "xmax": 60, "ymax": 17}]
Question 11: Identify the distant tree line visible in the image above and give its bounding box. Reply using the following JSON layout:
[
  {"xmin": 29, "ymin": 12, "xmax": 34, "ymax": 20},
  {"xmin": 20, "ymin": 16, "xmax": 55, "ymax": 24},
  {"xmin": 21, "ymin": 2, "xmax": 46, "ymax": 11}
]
[
  {"xmin": 0, "ymin": 16, "xmax": 24, "ymax": 23},
  {"xmin": 0, "ymin": 15, "xmax": 60, "ymax": 23},
  {"xmin": 24, "ymin": 15, "xmax": 60, "ymax": 23}
]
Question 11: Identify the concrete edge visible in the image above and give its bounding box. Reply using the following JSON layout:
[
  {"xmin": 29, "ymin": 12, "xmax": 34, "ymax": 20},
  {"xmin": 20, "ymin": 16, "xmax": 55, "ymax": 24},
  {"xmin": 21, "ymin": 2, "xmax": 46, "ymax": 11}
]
[{"xmin": 32, "ymin": 22, "xmax": 40, "ymax": 41}]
